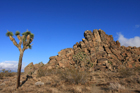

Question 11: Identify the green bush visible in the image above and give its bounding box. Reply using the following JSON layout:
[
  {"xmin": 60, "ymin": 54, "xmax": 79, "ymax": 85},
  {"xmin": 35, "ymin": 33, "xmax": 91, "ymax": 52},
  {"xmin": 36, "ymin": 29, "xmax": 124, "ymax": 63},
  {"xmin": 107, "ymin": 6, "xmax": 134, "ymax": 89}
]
[
  {"xmin": 73, "ymin": 51, "xmax": 87, "ymax": 63},
  {"xmin": 72, "ymin": 51, "xmax": 92, "ymax": 68}
]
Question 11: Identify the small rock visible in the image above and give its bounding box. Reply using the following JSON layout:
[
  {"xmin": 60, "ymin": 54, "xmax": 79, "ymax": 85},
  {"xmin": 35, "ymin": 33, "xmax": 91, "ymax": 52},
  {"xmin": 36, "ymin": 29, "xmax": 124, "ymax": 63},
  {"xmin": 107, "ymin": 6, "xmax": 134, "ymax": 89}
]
[
  {"xmin": 85, "ymin": 86, "xmax": 91, "ymax": 91},
  {"xmin": 73, "ymin": 86, "xmax": 82, "ymax": 93},
  {"xmin": 0, "ymin": 83, "xmax": 5, "ymax": 86},
  {"xmin": 35, "ymin": 81, "xmax": 44, "ymax": 86}
]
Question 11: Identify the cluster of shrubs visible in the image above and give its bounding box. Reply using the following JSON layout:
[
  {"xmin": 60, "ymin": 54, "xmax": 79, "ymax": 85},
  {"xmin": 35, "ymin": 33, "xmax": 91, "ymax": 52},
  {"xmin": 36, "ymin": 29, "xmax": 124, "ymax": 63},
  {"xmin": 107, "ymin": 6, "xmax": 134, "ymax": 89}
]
[
  {"xmin": 0, "ymin": 69, "xmax": 16, "ymax": 79},
  {"xmin": 36, "ymin": 64, "xmax": 140, "ymax": 86},
  {"xmin": 35, "ymin": 51, "xmax": 92, "ymax": 85},
  {"xmin": 1, "ymin": 51, "xmax": 140, "ymax": 86},
  {"xmin": 36, "ymin": 65, "xmax": 91, "ymax": 85},
  {"xmin": 36, "ymin": 51, "xmax": 140, "ymax": 85},
  {"xmin": 118, "ymin": 65, "xmax": 140, "ymax": 78}
]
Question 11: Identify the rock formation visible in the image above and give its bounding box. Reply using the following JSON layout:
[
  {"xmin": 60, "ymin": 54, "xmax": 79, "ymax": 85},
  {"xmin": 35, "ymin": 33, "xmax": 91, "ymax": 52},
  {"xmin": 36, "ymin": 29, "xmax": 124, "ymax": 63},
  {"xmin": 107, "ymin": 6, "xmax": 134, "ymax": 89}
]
[
  {"xmin": 24, "ymin": 62, "xmax": 44, "ymax": 75},
  {"xmin": 24, "ymin": 29, "xmax": 140, "ymax": 75}
]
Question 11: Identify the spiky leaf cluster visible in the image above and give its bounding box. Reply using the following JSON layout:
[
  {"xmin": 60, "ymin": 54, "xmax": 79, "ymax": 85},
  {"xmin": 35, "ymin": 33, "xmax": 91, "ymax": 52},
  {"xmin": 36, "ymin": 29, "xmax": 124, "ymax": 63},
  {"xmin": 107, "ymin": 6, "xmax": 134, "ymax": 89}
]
[
  {"xmin": 22, "ymin": 31, "xmax": 30, "ymax": 36},
  {"xmin": 22, "ymin": 37, "xmax": 32, "ymax": 48},
  {"xmin": 15, "ymin": 31, "xmax": 20, "ymax": 36},
  {"xmin": 30, "ymin": 33, "xmax": 34, "ymax": 39},
  {"xmin": 6, "ymin": 31, "xmax": 14, "ymax": 37},
  {"xmin": 22, "ymin": 31, "xmax": 34, "ymax": 39},
  {"xmin": 6, "ymin": 30, "xmax": 34, "ymax": 50},
  {"xmin": 22, "ymin": 32, "xmax": 26, "ymax": 36},
  {"xmin": 22, "ymin": 31, "xmax": 34, "ymax": 45},
  {"xmin": 22, "ymin": 37, "xmax": 26, "ymax": 42},
  {"xmin": 27, "ymin": 44, "xmax": 32, "ymax": 49}
]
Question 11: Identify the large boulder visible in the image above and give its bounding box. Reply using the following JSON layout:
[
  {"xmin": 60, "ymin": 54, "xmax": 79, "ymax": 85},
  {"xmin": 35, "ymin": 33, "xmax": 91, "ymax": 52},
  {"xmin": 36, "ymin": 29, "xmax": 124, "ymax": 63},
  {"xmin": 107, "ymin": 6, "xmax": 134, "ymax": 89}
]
[
  {"xmin": 24, "ymin": 62, "xmax": 35, "ymax": 75},
  {"xmin": 24, "ymin": 62, "xmax": 44, "ymax": 75}
]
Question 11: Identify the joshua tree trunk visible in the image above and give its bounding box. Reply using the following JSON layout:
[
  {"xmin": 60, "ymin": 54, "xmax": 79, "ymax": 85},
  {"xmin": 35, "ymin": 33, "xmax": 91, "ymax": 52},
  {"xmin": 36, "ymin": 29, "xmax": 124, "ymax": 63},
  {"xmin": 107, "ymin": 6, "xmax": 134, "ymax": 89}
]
[{"xmin": 16, "ymin": 51, "xmax": 24, "ymax": 89}]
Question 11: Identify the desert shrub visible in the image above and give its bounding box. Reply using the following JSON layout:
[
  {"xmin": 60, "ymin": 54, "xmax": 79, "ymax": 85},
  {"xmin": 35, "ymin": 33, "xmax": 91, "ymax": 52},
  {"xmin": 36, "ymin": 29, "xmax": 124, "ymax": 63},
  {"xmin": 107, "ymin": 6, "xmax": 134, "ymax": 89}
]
[
  {"xmin": 0, "ymin": 72, "xmax": 4, "ymax": 79},
  {"xmin": 2, "ymin": 69, "xmax": 5, "ymax": 73},
  {"xmin": 135, "ymin": 76, "xmax": 140, "ymax": 84},
  {"xmin": 36, "ymin": 67, "xmax": 46, "ymax": 78},
  {"xmin": 36, "ymin": 66, "xmax": 60, "ymax": 78},
  {"xmin": 126, "ymin": 75, "xmax": 140, "ymax": 84},
  {"xmin": 72, "ymin": 51, "xmax": 93, "ymax": 68},
  {"xmin": 73, "ymin": 51, "xmax": 86, "ymax": 63},
  {"xmin": 4, "ymin": 72, "xmax": 14, "ymax": 77},
  {"xmin": 0, "ymin": 69, "xmax": 15, "ymax": 78},
  {"xmin": 38, "ymin": 61, "xmax": 44, "ymax": 65},
  {"xmin": 57, "ymin": 66, "xmax": 90, "ymax": 85},
  {"xmin": 45, "ymin": 68, "xmax": 58, "ymax": 76},
  {"xmin": 133, "ymin": 65, "xmax": 140, "ymax": 74},
  {"xmin": 108, "ymin": 61, "xmax": 112, "ymax": 65},
  {"xmin": 118, "ymin": 67, "xmax": 134, "ymax": 78}
]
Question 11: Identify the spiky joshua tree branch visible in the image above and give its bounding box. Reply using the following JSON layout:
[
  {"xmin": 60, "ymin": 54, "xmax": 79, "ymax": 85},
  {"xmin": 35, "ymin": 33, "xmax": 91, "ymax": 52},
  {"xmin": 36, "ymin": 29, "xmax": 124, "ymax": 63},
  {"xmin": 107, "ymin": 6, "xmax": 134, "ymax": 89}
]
[{"xmin": 6, "ymin": 29, "xmax": 34, "ymax": 89}]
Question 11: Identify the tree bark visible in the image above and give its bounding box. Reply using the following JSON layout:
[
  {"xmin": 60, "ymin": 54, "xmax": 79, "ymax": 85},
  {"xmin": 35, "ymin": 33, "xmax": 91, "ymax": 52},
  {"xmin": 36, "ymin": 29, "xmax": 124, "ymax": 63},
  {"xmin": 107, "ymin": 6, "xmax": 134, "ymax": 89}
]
[{"xmin": 16, "ymin": 51, "xmax": 24, "ymax": 89}]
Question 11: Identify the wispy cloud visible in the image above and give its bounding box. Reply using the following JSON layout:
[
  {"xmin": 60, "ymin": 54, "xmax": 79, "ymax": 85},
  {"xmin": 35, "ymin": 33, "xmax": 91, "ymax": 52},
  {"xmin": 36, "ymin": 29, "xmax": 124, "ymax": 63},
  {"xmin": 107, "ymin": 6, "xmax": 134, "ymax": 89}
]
[
  {"xmin": 132, "ymin": 24, "xmax": 140, "ymax": 31},
  {"xmin": 117, "ymin": 33, "xmax": 140, "ymax": 47},
  {"xmin": 135, "ymin": 25, "xmax": 140, "ymax": 28},
  {"xmin": 0, "ymin": 61, "xmax": 26, "ymax": 72}
]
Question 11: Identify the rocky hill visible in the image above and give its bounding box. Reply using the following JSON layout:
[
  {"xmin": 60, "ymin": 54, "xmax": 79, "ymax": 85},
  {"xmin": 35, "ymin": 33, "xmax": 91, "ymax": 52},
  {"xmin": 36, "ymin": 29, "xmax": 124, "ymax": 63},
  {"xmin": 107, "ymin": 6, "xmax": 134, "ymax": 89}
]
[{"xmin": 24, "ymin": 29, "xmax": 140, "ymax": 75}]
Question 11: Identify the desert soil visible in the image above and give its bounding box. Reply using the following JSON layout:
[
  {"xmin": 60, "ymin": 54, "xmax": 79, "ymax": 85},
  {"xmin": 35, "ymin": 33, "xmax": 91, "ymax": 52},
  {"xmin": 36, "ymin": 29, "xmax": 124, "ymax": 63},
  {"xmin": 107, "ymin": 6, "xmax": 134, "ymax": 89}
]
[{"xmin": 0, "ymin": 70, "xmax": 140, "ymax": 93}]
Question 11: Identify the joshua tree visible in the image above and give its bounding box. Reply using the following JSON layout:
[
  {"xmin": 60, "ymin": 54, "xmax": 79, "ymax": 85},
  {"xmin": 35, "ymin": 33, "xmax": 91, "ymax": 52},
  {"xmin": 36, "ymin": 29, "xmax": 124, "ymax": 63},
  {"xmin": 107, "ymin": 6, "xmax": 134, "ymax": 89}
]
[{"xmin": 6, "ymin": 29, "xmax": 34, "ymax": 89}]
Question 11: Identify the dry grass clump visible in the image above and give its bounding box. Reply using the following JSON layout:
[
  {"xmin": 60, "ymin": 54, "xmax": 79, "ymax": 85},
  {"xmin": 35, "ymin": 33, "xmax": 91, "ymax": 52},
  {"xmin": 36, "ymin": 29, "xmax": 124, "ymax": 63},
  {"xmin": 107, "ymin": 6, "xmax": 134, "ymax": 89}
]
[
  {"xmin": 118, "ymin": 65, "xmax": 140, "ymax": 78},
  {"xmin": 133, "ymin": 66, "xmax": 140, "ymax": 75},
  {"xmin": 0, "ymin": 69, "xmax": 15, "ymax": 79},
  {"xmin": 57, "ymin": 67, "xmax": 91, "ymax": 85},
  {"xmin": 36, "ymin": 66, "xmax": 59, "ymax": 77},
  {"xmin": 0, "ymin": 72, "xmax": 4, "ymax": 79},
  {"xmin": 116, "ymin": 65, "xmax": 140, "ymax": 87},
  {"xmin": 118, "ymin": 67, "xmax": 134, "ymax": 78},
  {"xmin": 36, "ymin": 66, "xmax": 91, "ymax": 85},
  {"xmin": 36, "ymin": 68, "xmax": 46, "ymax": 78}
]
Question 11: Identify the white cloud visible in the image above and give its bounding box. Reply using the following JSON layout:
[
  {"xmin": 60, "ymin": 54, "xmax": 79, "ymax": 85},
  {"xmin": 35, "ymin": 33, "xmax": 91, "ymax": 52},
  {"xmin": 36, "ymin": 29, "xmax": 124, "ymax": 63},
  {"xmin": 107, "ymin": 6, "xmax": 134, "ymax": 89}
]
[
  {"xmin": 0, "ymin": 61, "xmax": 26, "ymax": 72},
  {"xmin": 117, "ymin": 33, "xmax": 140, "ymax": 47},
  {"xmin": 4, "ymin": 61, "xmax": 17, "ymax": 63}
]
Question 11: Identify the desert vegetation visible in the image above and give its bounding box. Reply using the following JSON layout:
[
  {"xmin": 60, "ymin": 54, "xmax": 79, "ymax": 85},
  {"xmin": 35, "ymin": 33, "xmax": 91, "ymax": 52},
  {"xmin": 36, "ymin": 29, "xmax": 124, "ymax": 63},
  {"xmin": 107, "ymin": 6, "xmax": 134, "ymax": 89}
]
[
  {"xmin": 1, "ymin": 65, "xmax": 140, "ymax": 93},
  {"xmin": 0, "ymin": 69, "xmax": 24, "ymax": 79},
  {"xmin": 2, "ymin": 29, "xmax": 140, "ymax": 93}
]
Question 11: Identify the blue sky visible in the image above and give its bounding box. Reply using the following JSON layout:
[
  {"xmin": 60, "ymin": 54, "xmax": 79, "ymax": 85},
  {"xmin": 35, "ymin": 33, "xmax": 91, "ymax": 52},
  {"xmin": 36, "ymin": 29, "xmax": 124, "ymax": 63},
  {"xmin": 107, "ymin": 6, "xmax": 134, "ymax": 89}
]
[{"xmin": 0, "ymin": 0, "xmax": 140, "ymax": 72}]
